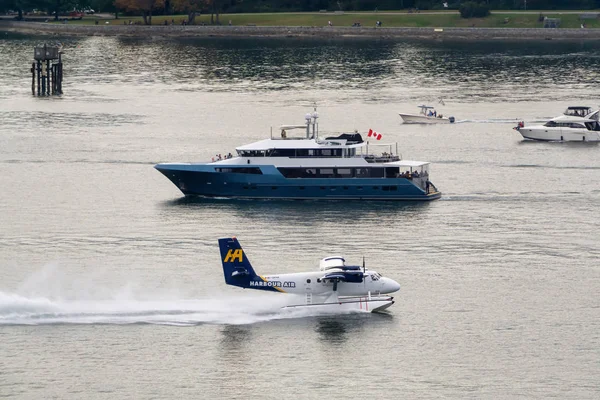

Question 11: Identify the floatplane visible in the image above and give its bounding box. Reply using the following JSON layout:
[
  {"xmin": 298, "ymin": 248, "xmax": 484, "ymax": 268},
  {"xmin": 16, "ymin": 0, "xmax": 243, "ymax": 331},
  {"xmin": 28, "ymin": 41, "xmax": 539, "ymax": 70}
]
[{"xmin": 219, "ymin": 237, "xmax": 401, "ymax": 313}]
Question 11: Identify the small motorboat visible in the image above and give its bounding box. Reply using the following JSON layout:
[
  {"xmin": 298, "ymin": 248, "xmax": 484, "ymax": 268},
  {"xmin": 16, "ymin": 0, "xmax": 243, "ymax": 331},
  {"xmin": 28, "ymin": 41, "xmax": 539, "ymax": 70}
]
[{"xmin": 399, "ymin": 105, "xmax": 455, "ymax": 124}]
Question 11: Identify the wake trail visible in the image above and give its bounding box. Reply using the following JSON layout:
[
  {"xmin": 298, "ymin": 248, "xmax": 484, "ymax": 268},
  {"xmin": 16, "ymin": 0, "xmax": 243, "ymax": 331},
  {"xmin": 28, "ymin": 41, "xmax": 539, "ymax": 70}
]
[{"xmin": 0, "ymin": 291, "xmax": 363, "ymax": 326}]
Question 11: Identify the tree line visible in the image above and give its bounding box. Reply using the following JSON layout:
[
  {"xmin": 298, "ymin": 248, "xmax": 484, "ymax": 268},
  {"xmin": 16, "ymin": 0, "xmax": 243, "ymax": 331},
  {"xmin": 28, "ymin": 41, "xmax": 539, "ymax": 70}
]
[{"xmin": 1, "ymin": 0, "xmax": 599, "ymax": 24}]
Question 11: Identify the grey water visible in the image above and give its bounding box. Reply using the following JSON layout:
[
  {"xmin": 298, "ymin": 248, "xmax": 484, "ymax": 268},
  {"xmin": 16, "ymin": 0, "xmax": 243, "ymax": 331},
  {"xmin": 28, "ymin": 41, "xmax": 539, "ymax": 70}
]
[{"xmin": 0, "ymin": 33, "xmax": 599, "ymax": 399}]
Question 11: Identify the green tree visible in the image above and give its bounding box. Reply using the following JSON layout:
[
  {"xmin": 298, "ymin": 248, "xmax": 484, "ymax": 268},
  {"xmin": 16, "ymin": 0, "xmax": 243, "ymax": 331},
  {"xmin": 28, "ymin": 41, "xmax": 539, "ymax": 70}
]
[
  {"xmin": 114, "ymin": 0, "xmax": 161, "ymax": 24},
  {"xmin": 459, "ymin": 1, "xmax": 490, "ymax": 17},
  {"xmin": 172, "ymin": 0, "xmax": 203, "ymax": 23}
]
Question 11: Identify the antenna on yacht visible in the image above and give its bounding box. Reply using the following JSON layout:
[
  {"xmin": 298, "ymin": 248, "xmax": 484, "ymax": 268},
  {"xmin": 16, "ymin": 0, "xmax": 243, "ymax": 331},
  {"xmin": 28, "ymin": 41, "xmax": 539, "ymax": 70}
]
[
  {"xmin": 304, "ymin": 112, "xmax": 312, "ymax": 139},
  {"xmin": 312, "ymin": 105, "xmax": 319, "ymax": 139}
]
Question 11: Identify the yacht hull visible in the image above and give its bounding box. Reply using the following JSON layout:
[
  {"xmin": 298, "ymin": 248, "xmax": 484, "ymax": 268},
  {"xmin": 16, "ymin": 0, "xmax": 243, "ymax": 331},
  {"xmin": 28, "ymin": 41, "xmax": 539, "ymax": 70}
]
[
  {"xmin": 155, "ymin": 164, "xmax": 441, "ymax": 201},
  {"xmin": 399, "ymin": 113, "xmax": 453, "ymax": 124},
  {"xmin": 518, "ymin": 127, "xmax": 600, "ymax": 142}
]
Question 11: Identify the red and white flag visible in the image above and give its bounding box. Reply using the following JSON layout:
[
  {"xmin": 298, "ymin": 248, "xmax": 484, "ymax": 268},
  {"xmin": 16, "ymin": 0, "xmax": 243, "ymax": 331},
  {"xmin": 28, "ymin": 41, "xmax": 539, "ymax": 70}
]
[{"xmin": 368, "ymin": 129, "xmax": 382, "ymax": 140}]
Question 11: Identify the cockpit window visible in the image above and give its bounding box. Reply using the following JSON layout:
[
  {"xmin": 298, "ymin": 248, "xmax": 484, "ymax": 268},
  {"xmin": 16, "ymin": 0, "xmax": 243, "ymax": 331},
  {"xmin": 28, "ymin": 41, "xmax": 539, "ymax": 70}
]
[{"xmin": 371, "ymin": 274, "xmax": 380, "ymax": 281}]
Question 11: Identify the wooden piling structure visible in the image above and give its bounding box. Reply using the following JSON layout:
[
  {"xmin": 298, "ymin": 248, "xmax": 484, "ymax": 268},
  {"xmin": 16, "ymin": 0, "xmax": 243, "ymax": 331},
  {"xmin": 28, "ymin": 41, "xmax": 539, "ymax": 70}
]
[{"xmin": 32, "ymin": 44, "xmax": 63, "ymax": 96}]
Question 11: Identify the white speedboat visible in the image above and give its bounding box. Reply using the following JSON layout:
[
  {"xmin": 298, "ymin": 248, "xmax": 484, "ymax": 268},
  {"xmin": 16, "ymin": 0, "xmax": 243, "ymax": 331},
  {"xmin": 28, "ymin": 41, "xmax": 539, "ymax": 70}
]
[
  {"xmin": 399, "ymin": 105, "xmax": 455, "ymax": 124},
  {"xmin": 515, "ymin": 107, "xmax": 600, "ymax": 142}
]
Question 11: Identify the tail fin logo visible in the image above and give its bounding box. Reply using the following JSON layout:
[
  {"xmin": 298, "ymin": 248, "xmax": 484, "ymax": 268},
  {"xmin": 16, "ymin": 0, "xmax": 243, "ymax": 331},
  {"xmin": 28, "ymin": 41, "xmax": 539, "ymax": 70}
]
[{"xmin": 224, "ymin": 249, "xmax": 243, "ymax": 263}]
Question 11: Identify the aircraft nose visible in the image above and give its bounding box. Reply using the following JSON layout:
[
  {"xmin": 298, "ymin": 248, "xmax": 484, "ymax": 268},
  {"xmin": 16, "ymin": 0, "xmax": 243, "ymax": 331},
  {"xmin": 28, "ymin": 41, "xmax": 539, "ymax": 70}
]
[{"xmin": 383, "ymin": 278, "xmax": 401, "ymax": 293}]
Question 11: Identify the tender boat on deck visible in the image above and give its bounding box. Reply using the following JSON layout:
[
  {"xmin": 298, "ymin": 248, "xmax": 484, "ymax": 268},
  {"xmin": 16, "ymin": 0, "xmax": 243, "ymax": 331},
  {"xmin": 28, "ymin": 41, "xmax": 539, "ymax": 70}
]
[
  {"xmin": 399, "ymin": 105, "xmax": 455, "ymax": 124},
  {"xmin": 155, "ymin": 110, "xmax": 441, "ymax": 201},
  {"xmin": 515, "ymin": 106, "xmax": 600, "ymax": 142}
]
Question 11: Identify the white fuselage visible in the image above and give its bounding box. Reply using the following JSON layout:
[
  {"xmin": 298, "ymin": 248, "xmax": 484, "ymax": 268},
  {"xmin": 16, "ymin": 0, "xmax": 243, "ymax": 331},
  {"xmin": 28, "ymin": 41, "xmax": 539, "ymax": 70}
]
[{"xmin": 257, "ymin": 270, "xmax": 400, "ymax": 297}]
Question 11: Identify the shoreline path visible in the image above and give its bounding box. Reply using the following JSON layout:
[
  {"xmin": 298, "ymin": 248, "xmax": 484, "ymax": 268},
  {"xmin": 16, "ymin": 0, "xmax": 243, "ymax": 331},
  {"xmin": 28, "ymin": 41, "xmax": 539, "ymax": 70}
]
[{"xmin": 2, "ymin": 20, "xmax": 600, "ymax": 40}]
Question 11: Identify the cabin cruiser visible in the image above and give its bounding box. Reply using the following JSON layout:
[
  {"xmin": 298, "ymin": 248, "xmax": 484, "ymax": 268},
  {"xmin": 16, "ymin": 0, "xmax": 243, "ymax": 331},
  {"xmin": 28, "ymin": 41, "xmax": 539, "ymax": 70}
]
[
  {"xmin": 155, "ymin": 110, "xmax": 441, "ymax": 201},
  {"xmin": 515, "ymin": 107, "xmax": 600, "ymax": 142},
  {"xmin": 399, "ymin": 105, "xmax": 455, "ymax": 124}
]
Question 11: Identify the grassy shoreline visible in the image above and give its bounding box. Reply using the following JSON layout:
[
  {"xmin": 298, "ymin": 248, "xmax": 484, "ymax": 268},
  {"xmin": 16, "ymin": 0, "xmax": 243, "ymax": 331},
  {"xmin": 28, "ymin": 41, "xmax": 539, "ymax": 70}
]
[
  {"xmin": 4, "ymin": 10, "xmax": 600, "ymax": 29},
  {"xmin": 3, "ymin": 11, "xmax": 600, "ymax": 41}
]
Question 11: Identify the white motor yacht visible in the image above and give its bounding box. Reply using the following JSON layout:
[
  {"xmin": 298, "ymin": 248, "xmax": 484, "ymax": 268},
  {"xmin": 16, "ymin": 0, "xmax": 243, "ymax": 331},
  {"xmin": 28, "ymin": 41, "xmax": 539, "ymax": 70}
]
[
  {"xmin": 515, "ymin": 107, "xmax": 600, "ymax": 142},
  {"xmin": 399, "ymin": 105, "xmax": 455, "ymax": 124}
]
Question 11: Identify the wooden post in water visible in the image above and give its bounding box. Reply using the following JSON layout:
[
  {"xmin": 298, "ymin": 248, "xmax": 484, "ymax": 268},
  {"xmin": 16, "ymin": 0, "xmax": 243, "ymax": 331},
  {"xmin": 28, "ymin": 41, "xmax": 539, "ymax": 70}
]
[
  {"xmin": 31, "ymin": 62, "xmax": 35, "ymax": 95},
  {"xmin": 46, "ymin": 59, "xmax": 50, "ymax": 95},
  {"xmin": 32, "ymin": 44, "xmax": 63, "ymax": 96},
  {"xmin": 36, "ymin": 60, "xmax": 41, "ymax": 96},
  {"xmin": 57, "ymin": 52, "xmax": 63, "ymax": 95},
  {"xmin": 41, "ymin": 61, "xmax": 46, "ymax": 95}
]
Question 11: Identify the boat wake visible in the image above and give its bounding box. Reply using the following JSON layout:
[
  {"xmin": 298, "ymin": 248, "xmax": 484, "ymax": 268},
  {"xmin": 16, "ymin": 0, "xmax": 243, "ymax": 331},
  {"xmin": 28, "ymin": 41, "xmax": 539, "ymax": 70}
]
[
  {"xmin": 0, "ymin": 291, "xmax": 365, "ymax": 326},
  {"xmin": 454, "ymin": 118, "xmax": 545, "ymax": 124}
]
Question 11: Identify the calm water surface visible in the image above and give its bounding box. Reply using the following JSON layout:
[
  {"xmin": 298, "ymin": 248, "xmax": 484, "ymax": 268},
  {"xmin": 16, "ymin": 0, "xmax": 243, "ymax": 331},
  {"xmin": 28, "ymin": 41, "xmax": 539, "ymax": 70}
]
[{"xmin": 0, "ymin": 34, "xmax": 599, "ymax": 399}]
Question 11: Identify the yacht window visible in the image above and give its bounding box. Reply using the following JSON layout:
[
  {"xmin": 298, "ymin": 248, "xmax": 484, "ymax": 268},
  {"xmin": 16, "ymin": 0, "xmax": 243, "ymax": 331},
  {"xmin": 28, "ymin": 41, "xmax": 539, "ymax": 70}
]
[
  {"xmin": 369, "ymin": 168, "xmax": 384, "ymax": 178},
  {"xmin": 303, "ymin": 168, "xmax": 317, "ymax": 177},
  {"xmin": 336, "ymin": 168, "xmax": 353, "ymax": 178},
  {"xmin": 544, "ymin": 121, "xmax": 557, "ymax": 127},
  {"xmin": 385, "ymin": 167, "xmax": 400, "ymax": 178},
  {"xmin": 356, "ymin": 168, "xmax": 369, "ymax": 178},
  {"xmin": 318, "ymin": 168, "xmax": 335, "ymax": 178},
  {"xmin": 313, "ymin": 149, "xmax": 342, "ymax": 158},
  {"xmin": 277, "ymin": 168, "xmax": 303, "ymax": 178},
  {"xmin": 215, "ymin": 167, "xmax": 263, "ymax": 175},
  {"xmin": 279, "ymin": 149, "xmax": 296, "ymax": 157}
]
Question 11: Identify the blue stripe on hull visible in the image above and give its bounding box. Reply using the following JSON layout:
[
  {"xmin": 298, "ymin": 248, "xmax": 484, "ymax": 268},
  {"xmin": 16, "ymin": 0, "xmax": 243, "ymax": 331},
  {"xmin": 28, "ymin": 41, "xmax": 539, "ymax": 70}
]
[{"xmin": 156, "ymin": 166, "xmax": 441, "ymax": 201}]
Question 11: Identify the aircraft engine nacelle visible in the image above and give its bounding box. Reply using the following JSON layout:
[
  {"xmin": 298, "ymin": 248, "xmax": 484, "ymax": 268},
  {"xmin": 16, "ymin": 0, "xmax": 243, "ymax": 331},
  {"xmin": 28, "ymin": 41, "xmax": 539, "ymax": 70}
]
[{"xmin": 319, "ymin": 256, "xmax": 345, "ymax": 271}]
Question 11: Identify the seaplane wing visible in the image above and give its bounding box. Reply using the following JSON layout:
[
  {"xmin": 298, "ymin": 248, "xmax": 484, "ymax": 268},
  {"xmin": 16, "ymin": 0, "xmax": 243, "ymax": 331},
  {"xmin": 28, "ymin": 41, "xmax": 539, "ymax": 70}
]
[{"xmin": 218, "ymin": 237, "xmax": 400, "ymax": 313}]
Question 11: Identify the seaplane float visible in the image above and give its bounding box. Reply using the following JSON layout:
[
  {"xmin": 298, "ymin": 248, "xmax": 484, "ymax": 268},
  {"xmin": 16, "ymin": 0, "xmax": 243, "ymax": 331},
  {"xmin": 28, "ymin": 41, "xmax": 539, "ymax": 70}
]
[{"xmin": 219, "ymin": 237, "xmax": 400, "ymax": 313}]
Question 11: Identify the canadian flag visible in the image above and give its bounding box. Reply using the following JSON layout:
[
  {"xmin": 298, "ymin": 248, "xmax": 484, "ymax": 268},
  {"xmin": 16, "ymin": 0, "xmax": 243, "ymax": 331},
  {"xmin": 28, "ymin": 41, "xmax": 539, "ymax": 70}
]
[{"xmin": 368, "ymin": 129, "xmax": 382, "ymax": 140}]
